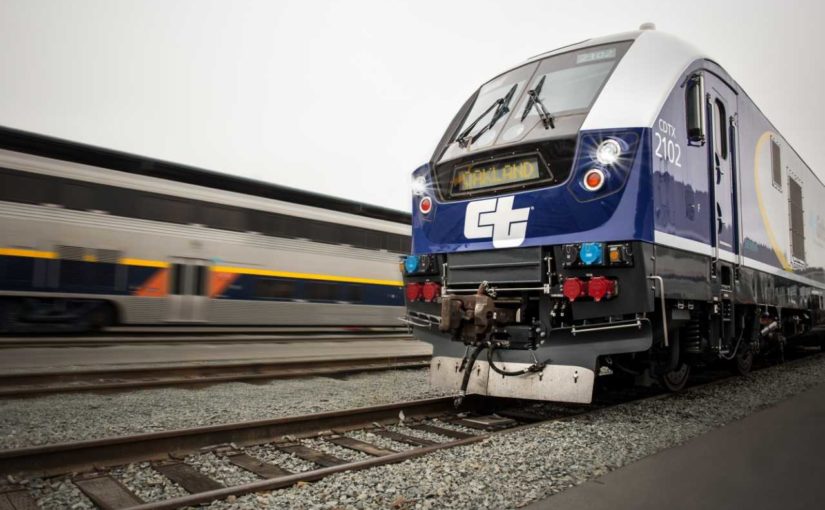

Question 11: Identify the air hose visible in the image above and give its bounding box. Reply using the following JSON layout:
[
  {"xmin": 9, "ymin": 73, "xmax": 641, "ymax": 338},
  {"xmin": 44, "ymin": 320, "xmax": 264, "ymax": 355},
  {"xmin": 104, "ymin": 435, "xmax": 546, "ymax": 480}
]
[
  {"xmin": 487, "ymin": 342, "xmax": 547, "ymax": 376},
  {"xmin": 454, "ymin": 344, "xmax": 485, "ymax": 407},
  {"xmin": 454, "ymin": 342, "xmax": 547, "ymax": 407}
]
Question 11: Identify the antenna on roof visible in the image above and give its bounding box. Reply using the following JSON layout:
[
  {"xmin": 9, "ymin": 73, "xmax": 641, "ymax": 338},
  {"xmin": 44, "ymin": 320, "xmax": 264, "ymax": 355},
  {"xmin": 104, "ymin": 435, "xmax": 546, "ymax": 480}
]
[{"xmin": 639, "ymin": 22, "xmax": 656, "ymax": 30}]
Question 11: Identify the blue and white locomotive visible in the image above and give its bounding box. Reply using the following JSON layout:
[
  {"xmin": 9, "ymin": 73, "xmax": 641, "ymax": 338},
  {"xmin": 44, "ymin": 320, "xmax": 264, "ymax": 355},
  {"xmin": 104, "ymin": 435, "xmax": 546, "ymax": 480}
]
[{"xmin": 401, "ymin": 26, "xmax": 825, "ymax": 403}]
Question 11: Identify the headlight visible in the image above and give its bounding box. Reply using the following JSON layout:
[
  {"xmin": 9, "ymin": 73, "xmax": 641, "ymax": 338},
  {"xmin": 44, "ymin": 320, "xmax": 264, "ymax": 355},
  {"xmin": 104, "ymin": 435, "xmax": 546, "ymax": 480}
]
[
  {"xmin": 412, "ymin": 176, "xmax": 427, "ymax": 196},
  {"xmin": 595, "ymin": 139, "xmax": 621, "ymax": 165},
  {"xmin": 567, "ymin": 130, "xmax": 641, "ymax": 203}
]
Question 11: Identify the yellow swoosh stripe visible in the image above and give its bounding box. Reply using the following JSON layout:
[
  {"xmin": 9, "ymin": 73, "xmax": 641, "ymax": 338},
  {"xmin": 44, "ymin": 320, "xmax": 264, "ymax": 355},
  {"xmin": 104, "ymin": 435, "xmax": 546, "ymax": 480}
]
[
  {"xmin": 753, "ymin": 131, "xmax": 793, "ymax": 271},
  {"xmin": 212, "ymin": 265, "xmax": 403, "ymax": 287}
]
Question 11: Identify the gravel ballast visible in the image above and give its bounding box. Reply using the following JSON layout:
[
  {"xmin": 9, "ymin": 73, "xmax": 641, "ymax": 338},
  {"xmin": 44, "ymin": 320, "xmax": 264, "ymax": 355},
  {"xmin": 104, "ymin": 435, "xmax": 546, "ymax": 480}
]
[
  {"xmin": 199, "ymin": 352, "xmax": 825, "ymax": 510},
  {"xmin": 6, "ymin": 353, "xmax": 825, "ymax": 509},
  {"xmin": 0, "ymin": 369, "xmax": 446, "ymax": 449}
]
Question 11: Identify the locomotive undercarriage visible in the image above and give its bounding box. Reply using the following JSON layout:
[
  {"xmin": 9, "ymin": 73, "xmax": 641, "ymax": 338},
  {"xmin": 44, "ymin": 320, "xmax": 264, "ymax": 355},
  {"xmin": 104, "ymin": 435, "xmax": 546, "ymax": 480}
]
[{"xmin": 403, "ymin": 242, "xmax": 824, "ymax": 403}]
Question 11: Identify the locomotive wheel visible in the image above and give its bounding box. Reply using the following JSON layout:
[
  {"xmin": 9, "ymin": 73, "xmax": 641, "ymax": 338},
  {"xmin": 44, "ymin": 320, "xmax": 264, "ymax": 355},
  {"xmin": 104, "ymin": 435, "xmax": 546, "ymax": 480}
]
[
  {"xmin": 0, "ymin": 299, "xmax": 21, "ymax": 332},
  {"xmin": 86, "ymin": 303, "xmax": 115, "ymax": 332},
  {"xmin": 659, "ymin": 363, "xmax": 690, "ymax": 392}
]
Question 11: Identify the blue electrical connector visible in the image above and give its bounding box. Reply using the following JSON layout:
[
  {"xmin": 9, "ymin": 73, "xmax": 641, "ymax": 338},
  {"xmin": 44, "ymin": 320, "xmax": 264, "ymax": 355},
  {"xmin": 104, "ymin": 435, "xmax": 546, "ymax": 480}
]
[
  {"xmin": 579, "ymin": 242, "xmax": 604, "ymax": 265},
  {"xmin": 404, "ymin": 255, "xmax": 420, "ymax": 274}
]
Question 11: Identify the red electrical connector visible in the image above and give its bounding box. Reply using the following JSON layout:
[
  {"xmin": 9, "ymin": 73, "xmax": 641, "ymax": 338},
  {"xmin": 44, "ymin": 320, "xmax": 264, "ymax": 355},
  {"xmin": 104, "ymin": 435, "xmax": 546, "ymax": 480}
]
[
  {"xmin": 587, "ymin": 276, "xmax": 617, "ymax": 301},
  {"xmin": 422, "ymin": 282, "xmax": 441, "ymax": 302},
  {"xmin": 562, "ymin": 277, "xmax": 587, "ymax": 302},
  {"xmin": 405, "ymin": 282, "xmax": 423, "ymax": 302}
]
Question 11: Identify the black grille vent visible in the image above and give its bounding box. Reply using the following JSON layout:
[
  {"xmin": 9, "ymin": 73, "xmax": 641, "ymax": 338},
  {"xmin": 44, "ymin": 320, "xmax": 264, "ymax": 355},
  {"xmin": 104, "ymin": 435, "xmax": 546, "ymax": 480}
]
[{"xmin": 446, "ymin": 247, "xmax": 542, "ymax": 285}]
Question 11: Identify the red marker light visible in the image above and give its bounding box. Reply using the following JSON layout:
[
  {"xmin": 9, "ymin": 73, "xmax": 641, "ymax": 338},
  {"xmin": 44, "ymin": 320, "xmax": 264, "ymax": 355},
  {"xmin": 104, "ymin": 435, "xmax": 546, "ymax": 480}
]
[
  {"xmin": 562, "ymin": 278, "xmax": 587, "ymax": 302},
  {"xmin": 422, "ymin": 282, "xmax": 441, "ymax": 302},
  {"xmin": 419, "ymin": 196, "xmax": 432, "ymax": 214},
  {"xmin": 405, "ymin": 282, "xmax": 423, "ymax": 302},
  {"xmin": 587, "ymin": 276, "xmax": 616, "ymax": 302},
  {"xmin": 583, "ymin": 169, "xmax": 605, "ymax": 191}
]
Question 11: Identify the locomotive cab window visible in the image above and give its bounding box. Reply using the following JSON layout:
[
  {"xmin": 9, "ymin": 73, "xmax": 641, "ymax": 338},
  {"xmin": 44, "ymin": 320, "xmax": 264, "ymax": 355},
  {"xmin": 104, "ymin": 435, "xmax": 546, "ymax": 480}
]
[
  {"xmin": 685, "ymin": 74, "xmax": 706, "ymax": 145},
  {"xmin": 433, "ymin": 42, "xmax": 631, "ymax": 200}
]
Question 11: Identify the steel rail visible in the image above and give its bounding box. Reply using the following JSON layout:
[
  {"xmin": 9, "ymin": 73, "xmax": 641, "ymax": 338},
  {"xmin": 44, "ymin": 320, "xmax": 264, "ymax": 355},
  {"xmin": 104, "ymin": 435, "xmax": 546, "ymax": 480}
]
[
  {"xmin": 125, "ymin": 435, "xmax": 487, "ymax": 510},
  {"xmin": 121, "ymin": 386, "xmax": 690, "ymax": 510},
  {"xmin": 0, "ymin": 332, "xmax": 412, "ymax": 347},
  {"xmin": 0, "ymin": 355, "xmax": 430, "ymax": 398},
  {"xmin": 0, "ymin": 395, "xmax": 484, "ymax": 477}
]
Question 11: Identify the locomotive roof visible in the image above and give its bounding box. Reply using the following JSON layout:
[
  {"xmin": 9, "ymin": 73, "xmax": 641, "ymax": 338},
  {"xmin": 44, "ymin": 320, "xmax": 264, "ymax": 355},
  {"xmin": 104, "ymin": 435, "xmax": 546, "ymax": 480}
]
[{"xmin": 0, "ymin": 125, "xmax": 411, "ymax": 225}]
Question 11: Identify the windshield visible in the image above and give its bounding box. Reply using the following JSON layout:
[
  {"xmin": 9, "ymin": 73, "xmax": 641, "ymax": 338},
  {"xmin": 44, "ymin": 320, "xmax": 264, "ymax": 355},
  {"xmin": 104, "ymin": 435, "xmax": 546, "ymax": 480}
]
[
  {"xmin": 453, "ymin": 63, "xmax": 538, "ymax": 150},
  {"xmin": 443, "ymin": 41, "xmax": 632, "ymax": 158}
]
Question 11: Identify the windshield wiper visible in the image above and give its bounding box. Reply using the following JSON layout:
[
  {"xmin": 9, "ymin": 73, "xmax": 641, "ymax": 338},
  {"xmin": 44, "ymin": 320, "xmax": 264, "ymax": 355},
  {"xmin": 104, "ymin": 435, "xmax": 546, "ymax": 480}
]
[
  {"xmin": 456, "ymin": 83, "xmax": 518, "ymax": 148},
  {"xmin": 520, "ymin": 76, "xmax": 555, "ymax": 129}
]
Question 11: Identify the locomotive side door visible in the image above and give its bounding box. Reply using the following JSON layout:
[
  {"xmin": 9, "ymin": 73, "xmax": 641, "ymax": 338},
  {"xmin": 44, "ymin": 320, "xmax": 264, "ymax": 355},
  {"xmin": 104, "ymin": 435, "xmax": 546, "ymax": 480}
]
[
  {"xmin": 167, "ymin": 258, "xmax": 209, "ymax": 322},
  {"xmin": 705, "ymin": 75, "xmax": 740, "ymax": 284},
  {"xmin": 705, "ymin": 74, "xmax": 740, "ymax": 343}
]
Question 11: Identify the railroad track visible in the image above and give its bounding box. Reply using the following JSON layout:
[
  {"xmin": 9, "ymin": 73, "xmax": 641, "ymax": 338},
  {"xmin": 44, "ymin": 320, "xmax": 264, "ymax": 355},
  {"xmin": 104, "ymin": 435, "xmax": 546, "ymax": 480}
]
[
  {"xmin": 1, "ymin": 350, "xmax": 819, "ymax": 509},
  {"xmin": 0, "ymin": 332, "xmax": 412, "ymax": 347},
  {"xmin": 0, "ymin": 384, "xmax": 661, "ymax": 510},
  {"xmin": 0, "ymin": 354, "xmax": 431, "ymax": 398}
]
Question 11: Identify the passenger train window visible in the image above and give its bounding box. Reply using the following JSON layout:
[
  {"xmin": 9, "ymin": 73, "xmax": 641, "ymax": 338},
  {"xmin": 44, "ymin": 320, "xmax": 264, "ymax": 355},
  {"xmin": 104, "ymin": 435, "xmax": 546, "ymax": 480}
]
[
  {"xmin": 342, "ymin": 284, "xmax": 364, "ymax": 303},
  {"xmin": 61, "ymin": 182, "xmax": 95, "ymax": 211},
  {"xmin": 307, "ymin": 220, "xmax": 341, "ymax": 245},
  {"xmin": 0, "ymin": 255, "xmax": 35, "ymax": 286},
  {"xmin": 0, "ymin": 171, "xmax": 53, "ymax": 204},
  {"xmin": 139, "ymin": 196, "xmax": 195, "ymax": 224},
  {"xmin": 255, "ymin": 279, "xmax": 295, "ymax": 299},
  {"xmin": 306, "ymin": 281, "xmax": 339, "ymax": 301},
  {"xmin": 0, "ymin": 168, "xmax": 411, "ymax": 254},
  {"xmin": 202, "ymin": 205, "xmax": 246, "ymax": 232},
  {"xmin": 771, "ymin": 138, "xmax": 782, "ymax": 190},
  {"xmin": 713, "ymin": 99, "xmax": 728, "ymax": 160},
  {"xmin": 60, "ymin": 260, "xmax": 116, "ymax": 289},
  {"xmin": 365, "ymin": 231, "xmax": 383, "ymax": 250}
]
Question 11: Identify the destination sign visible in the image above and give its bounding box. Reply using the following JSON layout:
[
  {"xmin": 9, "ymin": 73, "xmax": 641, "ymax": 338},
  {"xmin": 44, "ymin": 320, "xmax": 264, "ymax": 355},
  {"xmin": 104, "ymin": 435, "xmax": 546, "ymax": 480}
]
[{"xmin": 452, "ymin": 157, "xmax": 540, "ymax": 193}]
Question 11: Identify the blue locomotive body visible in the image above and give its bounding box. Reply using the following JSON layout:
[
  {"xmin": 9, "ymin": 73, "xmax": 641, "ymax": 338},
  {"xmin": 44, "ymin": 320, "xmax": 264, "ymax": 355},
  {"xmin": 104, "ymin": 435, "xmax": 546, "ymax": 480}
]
[
  {"xmin": 410, "ymin": 127, "xmax": 652, "ymax": 254},
  {"xmin": 402, "ymin": 28, "xmax": 825, "ymax": 403}
]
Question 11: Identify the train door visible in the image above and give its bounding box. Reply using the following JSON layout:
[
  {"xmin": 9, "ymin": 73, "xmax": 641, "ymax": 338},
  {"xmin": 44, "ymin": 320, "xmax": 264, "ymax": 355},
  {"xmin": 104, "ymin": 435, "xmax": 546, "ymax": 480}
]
[
  {"xmin": 706, "ymin": 76, "xmax": 740, "ymax": 282},
  {"xmin": 706, "ymin": 74, "xmax": 739, "ymax": 342},
  {"xmin": 167, "ymin": 258, "xmax": 209, "ymax": 322}
]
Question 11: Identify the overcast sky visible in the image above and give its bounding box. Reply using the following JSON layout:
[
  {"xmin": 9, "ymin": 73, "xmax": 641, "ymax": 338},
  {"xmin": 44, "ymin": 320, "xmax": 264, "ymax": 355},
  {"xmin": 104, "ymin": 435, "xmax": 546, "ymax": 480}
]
[{"xmin": 1, "ymin": 0, "xmax": 823, "ymax": 213}]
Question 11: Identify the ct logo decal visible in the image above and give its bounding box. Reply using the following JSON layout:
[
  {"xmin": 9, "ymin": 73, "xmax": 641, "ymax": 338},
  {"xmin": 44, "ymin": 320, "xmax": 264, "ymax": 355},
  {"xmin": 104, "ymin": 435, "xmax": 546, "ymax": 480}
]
[{"xmin": 464, "ymin": 196, "xmax": 530, "ymax": 248}]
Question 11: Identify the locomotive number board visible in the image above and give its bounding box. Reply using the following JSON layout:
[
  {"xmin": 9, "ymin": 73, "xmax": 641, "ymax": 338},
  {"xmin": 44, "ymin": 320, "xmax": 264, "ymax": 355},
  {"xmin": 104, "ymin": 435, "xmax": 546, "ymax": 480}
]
[{"xmin": 451, "ymin": 157, "xmax": 540, "ymax": 193}]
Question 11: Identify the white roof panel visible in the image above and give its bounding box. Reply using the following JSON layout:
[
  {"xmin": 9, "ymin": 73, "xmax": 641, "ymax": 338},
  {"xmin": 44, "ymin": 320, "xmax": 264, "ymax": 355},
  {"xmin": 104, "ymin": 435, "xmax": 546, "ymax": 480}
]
[{"xmin": 582, "ymin": 30, "xmax": 706, "ymax": 129}]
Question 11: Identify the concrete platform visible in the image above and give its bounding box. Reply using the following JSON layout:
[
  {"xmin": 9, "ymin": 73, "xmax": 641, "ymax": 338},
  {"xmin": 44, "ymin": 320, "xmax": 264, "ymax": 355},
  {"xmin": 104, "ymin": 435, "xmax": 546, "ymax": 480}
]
[
  {"xmin": 0, "ymin": 338, "xmax": 431, "ymax": 375},
  {"xmin": 529, "ymin": 381, "xmax": 825, "ymax": 510}
]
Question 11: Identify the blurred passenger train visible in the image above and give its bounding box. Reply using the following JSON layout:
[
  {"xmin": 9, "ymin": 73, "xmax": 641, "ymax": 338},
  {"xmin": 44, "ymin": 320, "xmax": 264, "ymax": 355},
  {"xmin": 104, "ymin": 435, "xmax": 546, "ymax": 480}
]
[
  {"xmin": 402, "ymin": 26, "xmax": 825, "ymax": 403},
  {"xmin": 0, "ymin": 127, "xmax": 410, "ymax": 332}
]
